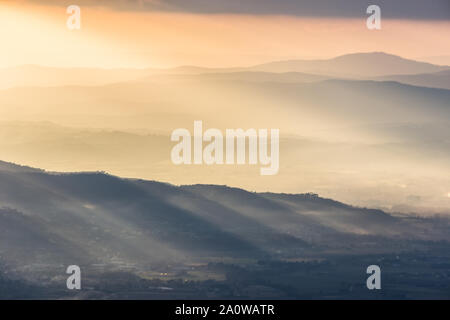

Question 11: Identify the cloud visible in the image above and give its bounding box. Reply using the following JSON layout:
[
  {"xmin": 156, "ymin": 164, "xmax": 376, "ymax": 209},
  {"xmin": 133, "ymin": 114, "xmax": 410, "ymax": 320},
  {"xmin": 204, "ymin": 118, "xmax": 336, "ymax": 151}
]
[{"xmin": 12, "ymin": 0, "xmax": 450, "ymax": 20}]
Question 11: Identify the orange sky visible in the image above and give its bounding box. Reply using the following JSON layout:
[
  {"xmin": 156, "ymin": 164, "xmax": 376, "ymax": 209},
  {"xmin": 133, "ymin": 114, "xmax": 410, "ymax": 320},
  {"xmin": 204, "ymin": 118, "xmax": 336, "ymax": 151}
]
[{"xmin": 1, "ymin": 2, "xmax": 450, "ymax": 68}]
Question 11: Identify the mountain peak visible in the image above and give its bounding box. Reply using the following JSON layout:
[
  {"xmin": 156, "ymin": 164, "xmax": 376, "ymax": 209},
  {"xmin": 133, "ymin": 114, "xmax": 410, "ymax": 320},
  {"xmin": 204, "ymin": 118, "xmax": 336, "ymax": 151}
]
[{"xmin": 252, "ymin": 52, "xmax": 448, "ymax": 77}]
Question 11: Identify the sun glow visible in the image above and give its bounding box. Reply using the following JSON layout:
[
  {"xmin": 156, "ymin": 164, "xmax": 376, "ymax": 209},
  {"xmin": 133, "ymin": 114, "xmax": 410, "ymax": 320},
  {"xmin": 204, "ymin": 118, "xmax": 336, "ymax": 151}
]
[
  {"xmin": 1, "ymin": 2, "xmax": 450, "ymax": 68},
  {"xmin": 0, "ymin": 2, "xmax": 155, "ymax": 68}
]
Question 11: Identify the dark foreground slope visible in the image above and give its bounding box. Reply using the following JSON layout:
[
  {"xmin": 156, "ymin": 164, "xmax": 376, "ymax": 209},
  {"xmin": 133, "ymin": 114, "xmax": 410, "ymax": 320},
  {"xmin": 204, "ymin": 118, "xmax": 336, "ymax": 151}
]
[{"xmin": 0, "ymin": 161, "xmax": 449, "ymax": 299}]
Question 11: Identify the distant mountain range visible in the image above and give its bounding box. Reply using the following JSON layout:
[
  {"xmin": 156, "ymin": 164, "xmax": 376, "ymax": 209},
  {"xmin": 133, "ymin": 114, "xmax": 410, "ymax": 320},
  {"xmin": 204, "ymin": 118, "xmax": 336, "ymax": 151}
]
[
  {"xmin": 0, "ymin": 67, "xmax": 448, "ymax": 215},
  {"xmin": 250, "ymin": 52, "xmax": 449, "ymax": 77},
  {"xmin": 1, "ymin": 51, "xmax": 450, "ymax": 298},
  {"xmin": 1, "ymin": 52, "xmax": 448, "ymax": 89}
]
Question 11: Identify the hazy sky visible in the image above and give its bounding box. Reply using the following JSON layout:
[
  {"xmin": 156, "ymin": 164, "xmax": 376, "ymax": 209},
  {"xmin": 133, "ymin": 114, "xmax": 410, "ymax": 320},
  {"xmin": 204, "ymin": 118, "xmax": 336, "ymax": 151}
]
[
  {"xmin": 1, "ymin": 1, "xmax": 450, "ymax": 68},
  {"xmin": 13, "ymin": 0, "xmax": 450, "ymax": 19}
]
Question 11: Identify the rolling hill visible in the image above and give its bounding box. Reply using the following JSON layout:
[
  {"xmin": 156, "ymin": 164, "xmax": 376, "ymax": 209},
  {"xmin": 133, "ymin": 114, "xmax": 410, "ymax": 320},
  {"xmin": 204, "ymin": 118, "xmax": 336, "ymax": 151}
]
[
  {"xmin": 374, "ymin": 70, "xmax": 450, "ymax": 90},
  {"xmin": 0, "ymin": 160, "xmax": 448, "ymax": 272}
]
